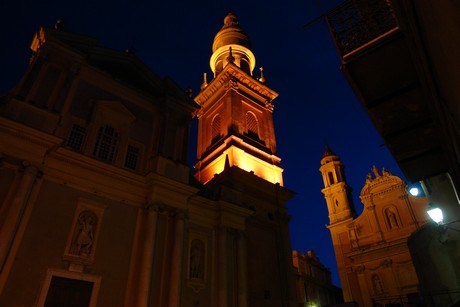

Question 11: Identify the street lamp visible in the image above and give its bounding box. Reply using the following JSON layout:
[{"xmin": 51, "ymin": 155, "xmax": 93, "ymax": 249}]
[
  {"xmin": 427, "ymin": 204, "xmax": 444, "ymax": 224},
  {"xmin": 407, "ymin": 182, "xmax": 425, "ymax": 197},
  {"xmin": 425, "ymin": 204, "xmax": 460, "ymax": 244},
  {"xmin": 427, "ymin": 204, "xmax": 449, "ymax": 246},
  {"xmin": 409, "ymin": 187, "xmax": 420, "ymax": 196}
]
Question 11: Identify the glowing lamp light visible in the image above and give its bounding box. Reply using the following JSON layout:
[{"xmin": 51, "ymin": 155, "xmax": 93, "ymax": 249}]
[
  {"xmin": 407, "ymin": 182, "xmax": 425, "ymax": 197},
  {"xmin": 427, "ymin": 205, "xmax": 444, "ymax": 224},
  {"xmin": 409, "ymin": 187, "xmax": 420, "ymax": 196}
]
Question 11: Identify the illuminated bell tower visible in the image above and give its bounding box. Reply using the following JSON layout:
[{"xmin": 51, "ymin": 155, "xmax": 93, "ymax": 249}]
[
  {"xmin": 320, "ymin": 146, "xmax": 356, "ymax": 224},
  {"xmin": 194, "ymin": 12, "xmax": 283, "ymax": 185}
]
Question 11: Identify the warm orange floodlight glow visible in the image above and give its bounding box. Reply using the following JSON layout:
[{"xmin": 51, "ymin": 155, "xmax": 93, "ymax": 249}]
[
  {"xmin": 210, "ymin": 44, "xmax": 256, "ymax": 75},
  {"xmin": 196, "ymin": 146, "xmax": 283, "ymax": 186}
]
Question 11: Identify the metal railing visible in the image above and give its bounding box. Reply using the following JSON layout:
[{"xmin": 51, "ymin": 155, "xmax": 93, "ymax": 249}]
[{"xmin": 326, "ymin": 0, "xmax": 398, "ymax": 56}]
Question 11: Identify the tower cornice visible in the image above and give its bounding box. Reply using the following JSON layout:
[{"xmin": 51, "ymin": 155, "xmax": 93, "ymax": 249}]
[{"xmin": 195, "ymin": 64, "xmax": 278, "ymax": 109}]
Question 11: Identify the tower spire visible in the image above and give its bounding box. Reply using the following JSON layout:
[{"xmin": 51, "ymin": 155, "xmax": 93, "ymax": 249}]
[{"xmin": 323, "ymin": 144, "xmax": 335, "ymax": 158}]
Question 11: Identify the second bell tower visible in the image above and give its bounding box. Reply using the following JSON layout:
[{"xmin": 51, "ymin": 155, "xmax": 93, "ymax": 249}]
[
  {"xmin": 320, "ymin": 146, "xmax": 356, "ymax": 224},
  {"xmin": 194, "ymin": 12, "xmax": 283, "ymax": 186}
]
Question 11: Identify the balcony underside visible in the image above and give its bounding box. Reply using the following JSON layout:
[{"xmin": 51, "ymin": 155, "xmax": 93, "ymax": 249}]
[{"xmin": 341, "ymin": 32, "xmax": 447, "ymax": 181}]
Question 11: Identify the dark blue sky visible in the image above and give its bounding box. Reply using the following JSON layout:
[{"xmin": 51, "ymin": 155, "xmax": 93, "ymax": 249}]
[{"xmin": 0, "ymin": 0, "xmax": 405, "ymax": 286}]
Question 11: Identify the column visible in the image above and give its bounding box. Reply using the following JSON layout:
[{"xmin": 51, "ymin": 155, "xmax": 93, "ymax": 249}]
[
  {"xmin": 0, "ymin": 162, "xmax": 38, "ymax": 270},
  {"xmin": 168, "ymin": 211, "xmax": 185, "ymax": 307},
  {"xmin": 124, "ymin": 204, "xmax": 159, "ymax": 307},
  {"xmin": 217, "ymin": 227, "xmax": 228, "ymax": 307},
  {"xmin": 278, "ymin": 213, "xmax": 297, "ymax": 307},
  {"xmin": 138, "ymin": 205, "xmax": 159, "ymax": 307},
  {"xmin": 237, "ymin": 230, "xmax": 248, "ymax": 307}
]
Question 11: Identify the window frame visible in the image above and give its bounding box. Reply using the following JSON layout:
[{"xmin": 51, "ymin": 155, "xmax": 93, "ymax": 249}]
[
  {"xmin": 123, "ymin": 142, "xmax": 143, "ymax": 171},
  {"xmin": 211, "ymin": 114, "xmax": 222, "ymax": 144},
  {"xmin": 92, "ymin": 124, "xmax": 119, "ymax": 162},
  {"xmin": 66, "ymin": 123, "xmax": 87, "ymax": 152}
]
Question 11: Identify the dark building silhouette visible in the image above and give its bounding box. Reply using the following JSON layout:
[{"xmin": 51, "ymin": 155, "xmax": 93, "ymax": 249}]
[
  {"xmin": 0, "ymin": 13, "xmax": 298, "ymax": 307},
  {"xmin": 292, "ymin": 249, "xmax": 344, "ymax": 306}
]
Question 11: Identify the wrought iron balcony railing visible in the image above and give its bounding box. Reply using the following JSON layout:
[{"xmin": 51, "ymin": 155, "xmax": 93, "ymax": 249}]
[{"xmin": 326, "ymin": 0, "xmax": 398, "ymax": 56}]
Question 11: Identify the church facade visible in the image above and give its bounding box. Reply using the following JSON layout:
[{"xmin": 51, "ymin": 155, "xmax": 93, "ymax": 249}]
[
  {"xmin": 0, "ymin": 13, "xmax": 297, "ymax": 307},
  {"xmin": 320, "ymin": 146, "xmax": 429, "ymax": 306}
]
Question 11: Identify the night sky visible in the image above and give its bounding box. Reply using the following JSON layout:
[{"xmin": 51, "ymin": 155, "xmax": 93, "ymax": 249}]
[{"xmin": 0, "ymin": 0, "xmax": 406, "ymax": 286}]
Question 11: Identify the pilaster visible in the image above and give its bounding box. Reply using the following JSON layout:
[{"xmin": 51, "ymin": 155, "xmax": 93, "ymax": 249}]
[
  {"xmin": 0, "ymin": 161, "xmax": 39, "ymax": 270},
  {"xmin": 124, "ymin": 204, "xmax": 159, "ymax": 307}
]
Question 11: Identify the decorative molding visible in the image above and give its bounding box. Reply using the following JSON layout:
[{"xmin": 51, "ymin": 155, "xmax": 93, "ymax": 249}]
[
  {"xmin": 354, "ymin": 265, "xmax": 365, "ymax": 274},
  {"xmin": 380, "ymin": 259, "xmax": 393, "ymax": 268},
  {"xmin": 195, "ymin": 64, "xmax": 278, "ymax": 109},
  {"xmin": 228, "ymin": 77, "xmax": 239, "ymax": 90}
]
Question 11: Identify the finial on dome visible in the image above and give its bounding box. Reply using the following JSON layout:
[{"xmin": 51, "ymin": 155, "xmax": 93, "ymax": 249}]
[
  {"xmin": 201, "ymin": 72, "xmax": 208, "ymax": 90},
  {"xmin": 323, "ymin": 145, "xmax": 336, "ymax": 158},
  {"xmin": 227, "ymin": 46, "xmax": 235, "ymax": 63},
  {"xmin": 258, "ymin": 67, "xmax": 266, "ymax": 83},
  {"xmin": 223, "ymin": 12, "xmax": 239, "ymax": 28}
]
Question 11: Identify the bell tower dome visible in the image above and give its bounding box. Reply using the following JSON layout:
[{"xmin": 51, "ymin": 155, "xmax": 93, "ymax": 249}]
[
  {"xmin": 194, "ymin": 12, "xmax": 283, "ymax": 185},
  {"xmin": 210, "ymin": 12, "xmax": 256, "ymax": 76}
]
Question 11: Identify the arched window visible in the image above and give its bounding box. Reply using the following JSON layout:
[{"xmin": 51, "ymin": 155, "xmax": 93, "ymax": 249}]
[
  {"xmin": 328, "ymin": 172, "xmax": 335, "ymax": 185},
  {"xmin": 211, "ymin": 114, "xmax": 221, "ymax": 142},
  {"xmin": 93, "ymin": 125, "xmax": 118, "ymax": 162},
  {"xmin": 215, "ymin": 60, "xmax": 223, "ymax": 75},
  {"xmin": 240, "ymin": 58, "xmax": 250, "ymax": 74},
  {"xmin": 246, "ymin": 111, "xmax": 259, "ymax": 138}
]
